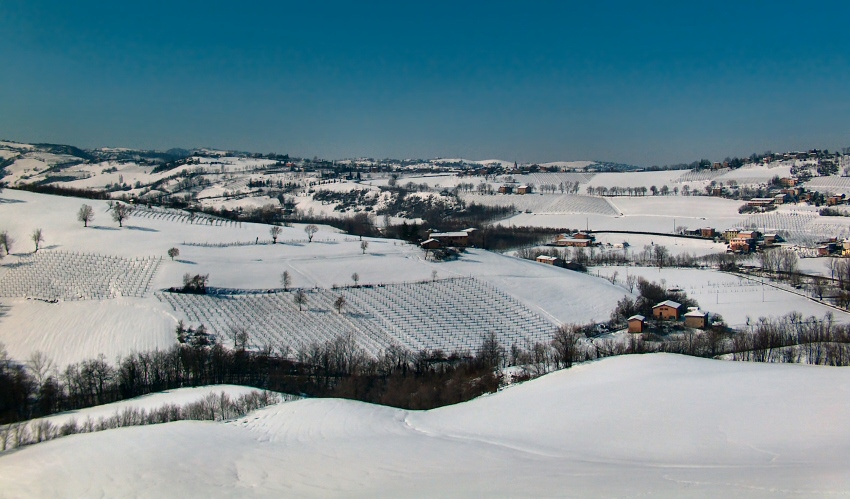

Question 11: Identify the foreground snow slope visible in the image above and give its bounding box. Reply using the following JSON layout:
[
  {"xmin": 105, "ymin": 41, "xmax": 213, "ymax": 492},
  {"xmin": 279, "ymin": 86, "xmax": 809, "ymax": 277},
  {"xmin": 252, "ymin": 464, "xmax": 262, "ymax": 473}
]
[{"xmin": 2, "ymin": 354, "xmax": 848, "ymax": 497}]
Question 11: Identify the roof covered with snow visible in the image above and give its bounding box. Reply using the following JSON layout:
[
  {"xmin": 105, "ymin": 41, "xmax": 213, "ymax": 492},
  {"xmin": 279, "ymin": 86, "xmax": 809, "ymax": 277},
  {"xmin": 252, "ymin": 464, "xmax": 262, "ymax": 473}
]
[{"xmin": 653, "ymin": 300, "xmax": 682, "ymax": 309}]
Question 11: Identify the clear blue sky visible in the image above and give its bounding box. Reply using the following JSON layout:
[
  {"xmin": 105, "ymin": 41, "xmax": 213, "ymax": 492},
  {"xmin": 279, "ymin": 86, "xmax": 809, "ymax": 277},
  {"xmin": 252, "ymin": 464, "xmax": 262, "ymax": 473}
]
[{"xmin": 1, "ymin": 1, "xmax": 848, "ymax": 166}]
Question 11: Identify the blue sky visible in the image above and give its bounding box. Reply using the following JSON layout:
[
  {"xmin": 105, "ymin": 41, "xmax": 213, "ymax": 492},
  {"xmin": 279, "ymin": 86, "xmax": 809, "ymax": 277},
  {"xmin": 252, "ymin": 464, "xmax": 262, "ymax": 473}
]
[{"xmin": 1, "ymin": 1, "xmax": 848, "ymax": 166}]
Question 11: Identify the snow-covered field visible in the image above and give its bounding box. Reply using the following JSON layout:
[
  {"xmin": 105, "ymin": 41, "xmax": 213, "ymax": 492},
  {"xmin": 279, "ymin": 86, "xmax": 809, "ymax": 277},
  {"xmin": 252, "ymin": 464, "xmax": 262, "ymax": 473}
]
[
  {"xmin": 2, "ymin": 354, "xmax": 848, "ymax": 497},
  {"xmin": 459, "ymin": 192, "xmax": 618, "ymax": 215},
  {"xmin": 0, "ymin": 189, "xmax": 627, "ymax": 366},
  {"xmin": 591, "ymin": 266, "xmax": 850, "ymax": 327},
  {"xmin": 501, "ymin": 196, "xmax": 744, "ymax": 233}
]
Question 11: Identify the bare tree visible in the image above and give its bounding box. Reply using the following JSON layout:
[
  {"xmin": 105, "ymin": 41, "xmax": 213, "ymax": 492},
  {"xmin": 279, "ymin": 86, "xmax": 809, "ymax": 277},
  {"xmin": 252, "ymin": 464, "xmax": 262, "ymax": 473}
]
[
  {"xmin": 27, "ymin": 351, "xmax": 55, "ymax": 385},
  {"xmin": 110, "ymin": 202, "xmax": 132, "ymax": 227},
  {"xmin": 280, "ymin": 270, "xmax": 292, "ymax": 291},
  {"xmin": 293, "ymin": 289, "xmax": 307, "ymax": 311},
  {"xmin": 229, "ymin": 325, "xmax": 250, "ymax": 351},
  {"xmin": 31, "ymin": 228, "xmax": 44, "ymax": 253},
  {"xmin": 626, "ymin": 274, "xmax": 637, "ymax": 293},
  {"xmin": 167, "ymin": 247, "xmax": 180, "ymax": 260},
  {"xmin": 351, "ymin": 272, "xmax": 360, "ymax": 287},
  {"xmin": 551, "ymin": 324, "xmax": 580, "ymax": 368},
  {"xmin": 810, "ymin": 277, "xmax": 826, "ymax": 301},
  {"xmin": 270, "ymin": 225, "xmax": 282, "ymax": 244},
  {"xmin": 334, "ymin": 295, "xmax": 346, "ymax": 314},
  {"xmin": 607, "ymin": 270, "xmax": 619, "ymax": 285},
  {"xmin": 477, "ymin": 331, "xmax": 504, "ymax": 369},
  {"xmin": 0, "ymin": 230, "xmax": 11, "ymax": 256},
  {"xmin": 431, "ymin": 269, "xmax": 438, "ymax": 281},
  {"xmin": 77, "ymin": 204, "xmax": 94, "ymax": 228},
  {"xmin": 304, "ymin": 224, "xmax": 318, "ymax": 242},
  {"xmin": 826, "ymin": 258, "xmax": 838, "ymax": 280},
  {"xmin": 360, "ymin": 240, "xmax": 369, "ymax": 254},
  {"xmin": 653, "ymin": 245, "xmax": 669, "ymax": 268}
]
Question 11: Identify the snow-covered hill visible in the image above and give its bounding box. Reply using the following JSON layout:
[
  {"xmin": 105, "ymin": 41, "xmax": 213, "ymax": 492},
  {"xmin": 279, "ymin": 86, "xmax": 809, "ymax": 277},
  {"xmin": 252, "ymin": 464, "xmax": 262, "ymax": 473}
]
[
  {"xmin": 1, "ymin": 354, "xmax": 847, "ymax": 497},
  {"xmin": 0, "ymin": 189, "xmax": 628, "ymax": 366}
]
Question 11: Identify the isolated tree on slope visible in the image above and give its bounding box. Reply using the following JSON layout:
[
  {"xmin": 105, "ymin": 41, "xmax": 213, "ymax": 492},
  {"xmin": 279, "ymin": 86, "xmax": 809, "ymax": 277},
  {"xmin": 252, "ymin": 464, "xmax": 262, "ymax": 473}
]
[
  {"xmin": 281, "ymin": 270, "xmax": 292, "ymax": 291},
  {"xmin": 360, "ymin": 240, "xmax": 369, "ymax": 254},
  {"xmin": 304, "ymin": 224, "xmax": 318, "ymax": 243},
  {"xmin": 31, "ymin": 228, "xmax": 44, "ymax": 253},
  {"xmin": 293, "ymin": 289, "xmax": 307, "ymax": 311},
  {"xmin": 167, "ymin": 247, "xmax": 180, "ymax": 261},
  {"xmin": 270, "ymin": 225, "xmax": 282, "ymax": 244},
  {"xmin": 351, "ymin": 272, "xmax": 360, "ymax": 287},
  {"xmin": 0, "ymin": 230, "xmax": 12, "ymax": 256},
  {"xmin": 334, "ymin": 295, "xmax": 345, "ymax": 314},
  {"xmin": 110, "ymin": 202, "xmax": 132, "ymax": 227},
  {"xmin": 77, "ymin": 204, "xmax": 94, "ymax": 228}
]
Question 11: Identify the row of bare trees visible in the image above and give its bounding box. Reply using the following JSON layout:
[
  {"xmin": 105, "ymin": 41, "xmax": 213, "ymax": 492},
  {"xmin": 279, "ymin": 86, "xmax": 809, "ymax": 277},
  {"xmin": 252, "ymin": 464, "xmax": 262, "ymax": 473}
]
[{"xmin": 0, "ymin": 391, "xmax": 283, "ymax": 451}]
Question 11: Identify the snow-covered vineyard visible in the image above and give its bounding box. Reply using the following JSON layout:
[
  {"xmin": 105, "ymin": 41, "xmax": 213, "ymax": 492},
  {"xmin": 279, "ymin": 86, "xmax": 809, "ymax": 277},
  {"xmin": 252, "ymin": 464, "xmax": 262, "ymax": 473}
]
[
  {"xmin": 0, "ymin": 251, "xmax": 160, "ymax": 301},
  {"xmin": 159, "ymin": 277, "xmax": 556, "ymax": 355},
  {"xmin": 739, "ymin": 211, "xmax": 850, "ymax": 246},
  {"xmin": 132, "ymin": 205, "xmax": 241, "ymax": 228}
]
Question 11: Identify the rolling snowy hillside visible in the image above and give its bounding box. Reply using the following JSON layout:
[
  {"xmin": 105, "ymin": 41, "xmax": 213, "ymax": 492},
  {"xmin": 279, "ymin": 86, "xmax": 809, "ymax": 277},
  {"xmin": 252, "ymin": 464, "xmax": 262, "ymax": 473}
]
[
  {"xmin": 1, "ymin": 354, "xmax": 847, "ymax": 497},
  {"xmin": 0, "ymin": 189, "xmax": 628, "ymax": 366}
]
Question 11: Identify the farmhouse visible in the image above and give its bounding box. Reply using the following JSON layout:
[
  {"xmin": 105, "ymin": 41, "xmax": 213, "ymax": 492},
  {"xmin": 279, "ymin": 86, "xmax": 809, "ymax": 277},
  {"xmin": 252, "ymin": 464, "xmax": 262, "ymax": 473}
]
[
  {"xmin": 683, "ymin": 308, "xmax": 708, "ymax": 329},
  {"xmin": 652, "ymin": 300, "xmax": 682, "ymax": 320},
  {"xmin": 423, "ymin": 228, "xmax": 476, "ymax": 248},
  {"xmin": 700, "ymin": 228, "xmax": 716, "ymax": 238},
  {"xmin": 516, "ymin": 185, "xmax": 531, "ymax": 194},
  {"xmin": 554, "ymin": 232, "xmax": 596, "ymax": 247},
  {"xmin": 498, "ymin": 185, "xmax": 513, "ymax": 194},
  {"xmin": 728, "ymin": 237, "xmax": 754, "ymax": 253},
  {"xmin": 746, "ymin": 198, "xmax": 775, "ymax": 208},
  {"xmin": 827, "ymin": 194, "xmax": 846, "ymax": 206},
  {"xmin": 429, "ymin": 232, "xmax": 469, "ymax": 247},
  {"xmin": 535, "ymin": 255, "xmax": 564, "ymax": 266},
  {"xmin": 723, "ymin": 229, "xmax": 740, "ymax": 242},
  {"xmin": 818, "ymin": 244, "xmax": 837, "ymax": 257},
  {"xmin": 627, "ymin": 315, "xmax": 646, "ymax": 333}
]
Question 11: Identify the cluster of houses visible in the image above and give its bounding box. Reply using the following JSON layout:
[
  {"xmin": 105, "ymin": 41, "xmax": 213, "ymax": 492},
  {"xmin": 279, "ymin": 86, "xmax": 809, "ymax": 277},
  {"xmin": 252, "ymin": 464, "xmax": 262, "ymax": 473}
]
[
  {"xmin": 721, "ymin": 229, "xmax": 782, "ymax": 253},
  {"xmin": 814, "ymin": 238, "xmax": 850, "ymax": 257},
  {"xmin": 710, "ymin": 176, "xmax": 844, "ymax": 207},
  {"xmin": 627, "ymin": 300, "xmax": 710, "ymax": 333}
]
